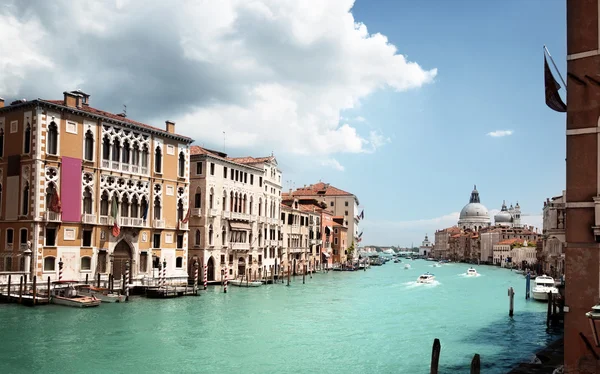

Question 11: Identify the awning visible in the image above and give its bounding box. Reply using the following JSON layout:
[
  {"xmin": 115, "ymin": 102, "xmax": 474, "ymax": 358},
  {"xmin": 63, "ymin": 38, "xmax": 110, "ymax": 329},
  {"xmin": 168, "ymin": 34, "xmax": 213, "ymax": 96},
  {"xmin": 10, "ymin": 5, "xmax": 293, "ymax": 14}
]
[
  {"xmin": 321, "ymin": 250, "xmax": 331, "ymax": 258},
  {"xmin": 325, "ymin": 226, "xmax": 333, "ymax": 233},
  {"xmin": 230, "ymin": 221, "xmax": 252, "ymax": 231}
]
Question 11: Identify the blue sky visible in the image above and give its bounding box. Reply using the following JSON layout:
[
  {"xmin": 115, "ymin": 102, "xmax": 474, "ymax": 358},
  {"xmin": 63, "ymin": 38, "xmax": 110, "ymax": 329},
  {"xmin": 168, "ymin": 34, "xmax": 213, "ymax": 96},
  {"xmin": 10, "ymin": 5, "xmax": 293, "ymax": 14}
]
[
  {"xmin": 1, "ymin": 0, "xmax": 566, "ymax": 246},
  {"xmin": 282, "ymin": 0, "xmax": 567, "ymax": 245}
]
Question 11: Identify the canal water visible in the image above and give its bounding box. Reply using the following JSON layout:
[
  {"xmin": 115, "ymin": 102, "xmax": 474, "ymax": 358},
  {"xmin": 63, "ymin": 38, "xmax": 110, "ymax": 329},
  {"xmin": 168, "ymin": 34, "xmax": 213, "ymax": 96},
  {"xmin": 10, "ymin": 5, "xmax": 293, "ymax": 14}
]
[{"xmin": 0, "ymin": 260, "xmax": 561, "ymax": 373}]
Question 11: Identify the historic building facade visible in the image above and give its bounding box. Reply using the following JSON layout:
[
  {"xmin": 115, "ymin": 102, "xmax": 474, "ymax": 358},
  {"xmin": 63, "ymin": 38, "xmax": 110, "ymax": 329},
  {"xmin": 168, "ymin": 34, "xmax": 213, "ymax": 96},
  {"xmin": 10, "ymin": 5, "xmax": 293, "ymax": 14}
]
[
  {"xmin": 187, "ymin": 147, "xmax": 283, "ymax": 282},
  {"xmin": 0, "ymin": 90, "xmax": 192, "ymax": 285},
  {"xmin": 539, "ymin": 191, "xmax": 566, "ymax": 277},
  {"xmin": 493, "ymin": 201, "xmax": 522, "ymax": 227},
  {"xmin": 419, "ymin": 234, "xmax": 433, "ymax": 257}
]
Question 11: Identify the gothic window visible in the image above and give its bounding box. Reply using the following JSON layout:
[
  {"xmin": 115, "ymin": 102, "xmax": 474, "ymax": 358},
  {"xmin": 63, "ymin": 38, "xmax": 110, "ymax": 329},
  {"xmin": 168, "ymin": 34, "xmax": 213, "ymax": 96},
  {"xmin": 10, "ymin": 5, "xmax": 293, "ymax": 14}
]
[
  {"xmin": 222, "ymin": 190, "xmax": 227, "ymax": 211},
  {"xmin": 100, "ymin": 191, "xmax": 109, "ymax": 216},
  {"xmin": 84, "ymin": 130, "xmax": 93, "ymax": 161},
  {"xmin": 131, "ymin": 196, "xmax": 139, "ymax": 218},
  {"xmin": 21, "ymin": 182, "xmax": 29, "ymax": 216},
  {"xmin": 259, "ymin": 198, "xmax": 262, "ymax": 216},
  {"xmin": 178, "ymin": 151, "xmax": 185, "ymax": 177},
  {"xmin": 140, "ymin": 197, "xmax": 148, "ymax": 220},
  {"xmin": 208, "ymin": 225, "xmax": 213, "ymax": 245},
  {"xmin": 153, "ymin": 196, "xmax": 161, "ymax": 220},
  {"xmin": 209, "ymin": 188, "xmax": 214, "ymax": 209},
  {"xmin": 0, "ymin": 128, "xmax": 4, "ymax": 157},
  {"xmin": 195, "ymin": 230, "xmax": 200, "ymax": 246},
  {"xmin": 132, "ymin": 143, "xmax": 140, "ymax": 166},
  {"xmin": 122, "ymin": 140, "xmax": 130, "ymax": 164},
  {"xmin": 47, "ymin": 122, "xmax": 58, "ymax": 155},
  {"xmin": 102, "ymin": 135, "xmax": 110, "ymax": 160},
  {"xmin": 194, "ymin": 192, "xmax": 201, "ymax": 208},
  {"xmin": 249, "ymin": 197, "xmax": 253, "ymax": 215},
  {"xmin": 83, "ymin": 187, "xmax": 92, "ymax": 214},
  {"xmin": 222, "ymin": 227, "xmax": 226, "ymax": 245},
  {"xmin": 154, "ymin": 146, "xmax": 162, "ymax": 173},
  {"xmin": 177, "ymin": 199, "xmax": 184, "ymax": 221},
  {"xmin": 24, "ymin": 123, "xmax": 31, "ymax": 154},
  {"xmin": 112, "ymin": 139, "xmax": 120, "ymax": 162},
  {"xmin": 46, "ymin": 182, "xmax": 57, "ymax": 211},
  {"xmin": 141, "ymin": 145, "xmax": 148, "ymax": 169},
  {"xmin": 121, "ymin": 195, "xmax": 129, "ymax": 217}
]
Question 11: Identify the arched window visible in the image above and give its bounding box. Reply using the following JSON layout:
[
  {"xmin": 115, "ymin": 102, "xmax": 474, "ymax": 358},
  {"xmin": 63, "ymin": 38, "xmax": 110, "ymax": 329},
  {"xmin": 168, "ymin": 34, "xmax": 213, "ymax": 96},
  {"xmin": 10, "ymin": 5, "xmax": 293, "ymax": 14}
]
[
  {"xmin": 154, "ymin": 147, "xmax": 162, "ymax": 173},
  {"xmin": 81, "ymin": 257, "xmax": 92, "ymax": 271},
  {"xmin": 243, "ymin": 194, "xmax": 247, "ymax": 214},
  {"xmin": 140, "ymin": 197, "xmax": 148, "ymax": 220},
  {"xmin": 223, "ymin": 190, "xmax": 227, "ymax": 211},
  {"xmin": 249, "ymin": 197, "xmax": 253, "ymax": 215},
  {"xmin": 21, "ymin": 182, "xmax": 29, "ymax": 216},
  {"xmin": 24, "ymin": 123, "xmax": 31, "ymax": 154},
  {"xmin": 178, "ymin": 152, "xmax": 185, "ymax": 177},
  {"xmin": 194, "ymin": 191, "xmax": 201, "ymax": 208},
  {"xmin": 100, "ymin": 191, "xmax": 109, "ymax": 216},
  {"xmin": 230, "ymin": 191, "xmax": 234, "ymax": 212},
  {"xmin": 259, "ymin": 198, "xmax": 262, "ymax": 216},
  {"xmin": 195, "ymin": 230, "xmax": 201, "ymax": 246},
  {"xmin": 121, "ymin": 195, "xmax": 129, "ymax": 217},
  {"xmin": 44, "ymin": 256, "xmax": 56, "ymax": 271},
  {"xmin": 209, "ymin": 188, "xmax": 214, "ymax": 209},
  {"xmin": 130, "ymin": 196, "xmax": 139, "ymax": 218},
  {"xmin": 83, "ymin": 187, "xmax": 92, "ymax": 214},
  {"xmin": 141, "ymin": 144, "xmax": 148, "ymax": 169},
  {"xmin": 102, "ymin": 136, "xmax": 110, "ymax": 160},
  {"xmin": 222, "ymin": 227, "xmax": 226, "ymax": 245},
  {"xmin": 132, "ymin": 143, "xmax": 140, "ymax": 166},
  {"xmin": 208, "ymin": 225, "xmax": 213, "ymax": 245},
  {"xmin": 84, "ymin": 130, "xmax": 93, "ymax": 161},
  {"xmin": 153, "ymin": 196, "xmax": 161, "ymax": 220},
  {"xmin": 112, "ymin": 139, "xmax": 120, "ymax": 162},
  {"xmin": 177, "ymin": 199, "xmax": 184, "ymax": 221},
  {"xmin": 0, "ymin": 128, "xmax": 4, "ymax": 157},
  {"xmin": 47, "ymin": 122, "xmax": 58, "ymax": 155},
  {"xmin": 122, "ymin": 140, "xmax": 130, "ymax": 164}
]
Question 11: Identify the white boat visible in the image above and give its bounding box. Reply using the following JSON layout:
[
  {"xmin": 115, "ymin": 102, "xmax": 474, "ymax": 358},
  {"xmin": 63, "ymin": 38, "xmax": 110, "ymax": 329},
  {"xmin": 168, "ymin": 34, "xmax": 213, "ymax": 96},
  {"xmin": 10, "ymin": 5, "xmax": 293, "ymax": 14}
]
[
  {"xmin": 77, "ymin": 285, "xmax": 126, "ymax": 303},
  {"xmin": 229, "ymin": 279, "xmax": 262, "ymax": 287},
  {"xmin": 404, "ymin": 264, "xmax": 411, "ymax": 269},
  {"xmin": 417, "ymin": 272, "xmax": 435, "ymax": 284},
  {"xmin": 532, "ymin": 275, "xmax": 560, "ymax": 301},
  {"xmin": 433, "ymin": 262, "xmax": 442, "ymax": 267},
  {"xmin": 466, "ymin": 267, "xmax": 478, "ymax": 276},
  {"xmin": 51, "ymin": 282, "xmax": 101, "ymax": 308}
]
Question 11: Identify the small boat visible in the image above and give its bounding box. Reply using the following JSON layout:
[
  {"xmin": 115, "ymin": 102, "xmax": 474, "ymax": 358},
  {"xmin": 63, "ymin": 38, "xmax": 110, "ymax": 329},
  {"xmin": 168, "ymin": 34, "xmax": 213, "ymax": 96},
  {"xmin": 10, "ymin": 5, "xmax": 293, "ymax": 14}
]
[
  {"xmin": 532, "ymin": 275, "xmax": 560, "ymax": 301},
  {"xmin": 466, "ymin": 267, "xmax": 478, "ymax": 276},
  {"xmin": 51, "ymin": 282, "xmax": 101, "ymax": 308},
  {"xmin": 404, "ymin": 264, "xmax": 411, "ymax": 270},
  {"xmin": 433, "ymin": 262, "xmax": 442, "ymax": 267},
  {"xmin": 394, "ymin": 259, "xmax": 401, "ymax": 263},
  {"xmin": 77, "ymin": 285, "xmax": 126, "ymax": 303},
  {"xmin": 515, "ymin": 269, "xmax": 525, "ymax": 275},
  {"xmin": 417, "ymin": 272, "xmax": 435, "ymax": 284},
  {"xmin": 229, "ymin": 278, "xmax": 262, "ymax": 287}
]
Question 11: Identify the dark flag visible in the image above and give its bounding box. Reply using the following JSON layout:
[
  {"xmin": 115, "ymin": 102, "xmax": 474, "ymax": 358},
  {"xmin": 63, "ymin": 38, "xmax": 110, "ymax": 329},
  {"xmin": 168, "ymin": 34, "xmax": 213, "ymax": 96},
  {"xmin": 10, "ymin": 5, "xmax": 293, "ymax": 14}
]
[{"xmin": 544, "ymin": 55, "xmax": 567, "ymax": 112}]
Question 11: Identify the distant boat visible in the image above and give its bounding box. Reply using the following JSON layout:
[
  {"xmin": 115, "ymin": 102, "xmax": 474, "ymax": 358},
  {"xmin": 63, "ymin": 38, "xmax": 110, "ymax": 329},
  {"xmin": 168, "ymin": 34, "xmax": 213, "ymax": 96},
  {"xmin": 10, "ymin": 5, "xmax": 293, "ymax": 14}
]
[
  {"xmin": 417, "ymin": 272, "xmax": 435, "ymax": 284},
  {"xmin": 77, "ymin": 285, "xmax": 126, "ymax": 303},
  {"xmin": 229, "ymin": 279, "xmax": 262, "ymax": 287},
  {"xmin": 404, "ymin": 264, "xmax": 411, "ymax": 270},
  {"xmin": 466, "ymin": 267, "xmax": 478, "ymax": 276},
  {"xmin": 52, "ymin": 282, "xmax": 101, "ymax": 308},
  {"xmin": 531, "ymin": 275, "xmax": 559, "ymax": 301}
]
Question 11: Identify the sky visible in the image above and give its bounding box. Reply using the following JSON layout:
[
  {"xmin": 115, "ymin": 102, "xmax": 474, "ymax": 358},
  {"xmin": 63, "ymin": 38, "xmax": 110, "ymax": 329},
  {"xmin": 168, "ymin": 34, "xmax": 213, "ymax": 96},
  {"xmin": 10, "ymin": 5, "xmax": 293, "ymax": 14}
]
[{"xmin": 0, "ymin": 0, "xmax": 566, "ymax": 246}]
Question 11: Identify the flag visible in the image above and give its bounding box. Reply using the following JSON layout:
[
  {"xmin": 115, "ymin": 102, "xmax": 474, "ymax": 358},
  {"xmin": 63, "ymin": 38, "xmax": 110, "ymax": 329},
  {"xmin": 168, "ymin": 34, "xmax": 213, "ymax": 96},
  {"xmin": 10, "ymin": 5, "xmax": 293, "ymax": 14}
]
[
  {"xmin": 358, "ymin": 210, "xmax": 364, "ymax": 220},
  {"xmin": 544, "ymin": 55, "xmax": 567, "ymax": 112},
  {"xmin": 111, "ymin": 195, "xmax": 120, "ymax": 237},
  {"xmin": 50, "ymin": 190, "xmax": 62, "ymax": 213},
  {"xmin": 358, "ymin": 231, "xmax": 363, "ymax": 238},
  {"xmin": 182, "ymin": 204, "xmax": 191, "ymax": 224}
]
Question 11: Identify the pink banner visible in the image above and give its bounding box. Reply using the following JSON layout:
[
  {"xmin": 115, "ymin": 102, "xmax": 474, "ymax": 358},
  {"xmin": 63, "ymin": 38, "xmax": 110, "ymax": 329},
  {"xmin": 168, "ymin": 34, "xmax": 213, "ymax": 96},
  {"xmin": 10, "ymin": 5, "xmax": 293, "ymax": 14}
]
[{"xmin": 61, "ymin": 157, "xmax": 82, "ymax": 222}]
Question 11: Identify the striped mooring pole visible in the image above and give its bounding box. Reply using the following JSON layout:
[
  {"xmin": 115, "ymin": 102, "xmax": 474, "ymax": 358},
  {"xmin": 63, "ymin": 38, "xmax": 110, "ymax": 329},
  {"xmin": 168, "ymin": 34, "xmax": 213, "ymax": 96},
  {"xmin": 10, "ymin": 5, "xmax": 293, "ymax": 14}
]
[
  {"xmin": 224, "ymin": 265, "xmax": 228, "ymax": 293},
  {"xmin": 162, "ymin": 260, "xmax": 167, "ymax": 289},
  {"xmin": 58, "ymin": 258, "xmax": 63, "ymax": 281},
  {"xmin": 125, "ymin": 260, "xmax": 130, "ymax": 301},
  {"xmin": 203, "ymin": 264, "xmax": 208, "ymax": 290},
  {"xmin": 193, "ymin": 261, "xmax": 199, "ymax": 294}
]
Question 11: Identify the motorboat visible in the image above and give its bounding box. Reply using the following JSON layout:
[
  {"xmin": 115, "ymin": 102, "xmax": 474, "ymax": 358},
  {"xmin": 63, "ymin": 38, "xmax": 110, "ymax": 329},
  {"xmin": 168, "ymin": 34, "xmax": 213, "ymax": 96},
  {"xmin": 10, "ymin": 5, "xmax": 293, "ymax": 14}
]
[
  {"xmin": 433, "ymin": 262, "xmax": 442, "ymax": 267},
  {"xmin": 417, "ymin": 272, "xmax": 435, "ymax": 284},
  {"xmin": 51, "ymin": 282, "xmax": 101, "ymax": 308},
  {"xmin": 532, "ymin": 275, "xmax": 560, "ymax": 301},
  {"xmin": 466, "ymin": 267, "xmax": 478, "ymax": 276},
  {"xmin": 404, "ymin": 264, "xmax": 411, "ymax": 270},
  {"xmin": 77, "ymin": 285, "xmax": 126, "ymax": 303},
  {"xmin": 229, "ymin": 278, "xmax": 262, "ymax": 287},
  {"xmin": 394, "ymin": 259, "xmax": 401, "ymax": 263}
]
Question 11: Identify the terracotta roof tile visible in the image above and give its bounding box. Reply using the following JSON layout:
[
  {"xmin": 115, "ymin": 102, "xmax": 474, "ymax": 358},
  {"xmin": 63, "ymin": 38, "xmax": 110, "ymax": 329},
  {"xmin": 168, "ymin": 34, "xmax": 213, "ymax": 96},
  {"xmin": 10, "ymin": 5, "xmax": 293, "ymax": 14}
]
[
  {"xmin": 287, "ymin": 182, "xmax": 354, "ymax": 197},
  {"xmin": 227, "ymin": 156, "xmax": 275, "ymax": 165}
]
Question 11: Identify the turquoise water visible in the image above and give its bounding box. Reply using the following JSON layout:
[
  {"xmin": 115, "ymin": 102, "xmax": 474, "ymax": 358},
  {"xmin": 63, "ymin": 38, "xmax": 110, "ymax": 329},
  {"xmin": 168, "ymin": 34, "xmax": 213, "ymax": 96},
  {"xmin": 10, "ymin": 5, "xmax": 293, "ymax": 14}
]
[{"xmin": 0, "ymin": 260, "xmax": 561, "ymax": 373}]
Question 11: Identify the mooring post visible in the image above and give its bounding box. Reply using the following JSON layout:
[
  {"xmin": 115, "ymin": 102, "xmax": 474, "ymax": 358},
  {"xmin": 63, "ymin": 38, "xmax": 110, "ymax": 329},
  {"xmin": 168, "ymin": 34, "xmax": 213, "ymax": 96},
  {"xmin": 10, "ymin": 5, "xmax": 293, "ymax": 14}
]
[
  {"xmin": 547, "ymin": 292, "xmax": 553, "ymax": 327},
  {"xmin": 287, "ymin": 266, "xmax": 290, "ymax": 286},
  {"xmin": 508, "ymin": 287, "xmax": 514, "ymax": 317},
  {"xmin": 203, "ymin": 264, "xmax": 207, "ymax": 290},
  {"xmin": 32, "ymin": 276, "xmax": 37, "ymax": 306},
  {"xmin": 125, "ymin": 260, "xmax": 130, "ymax": 302},
  {"xmin": 525, "ymin": 272, "xmax": 531, "ymax": 299},
  {"xmin": 303, "ymin": 264, "xmax": 306, "ymax": 284},
  {"xmin": 47, "ymin": 276, "xmax": 51, "ymax": 302},
  {"xmin": 470, "ymin": 354, "xmax": 481, "ymax": 374},
  {"xmin": 97, "ymin": 273, "xmax": 101, "ymax": 288},
  {"xmin": 85, "ymin": 274, "xmax": 89, "ymax": 285},
  {"xmin": 7, "ymin": 274, "xmax": 11, "ymax": 301},
  {"xmin": 193, "ymin": 261, "xmax": 199, "ymax": 295},
  {"xmin": 18, "ymin": 276, "xmax": 23, "ymax": 304},
  {"xmin": 224, "ymin": 266, "xmax": 228, "ymax": 293},
  {"xmin": 430, "ymin": 338, "xmax": 441, "ymax": 374}
]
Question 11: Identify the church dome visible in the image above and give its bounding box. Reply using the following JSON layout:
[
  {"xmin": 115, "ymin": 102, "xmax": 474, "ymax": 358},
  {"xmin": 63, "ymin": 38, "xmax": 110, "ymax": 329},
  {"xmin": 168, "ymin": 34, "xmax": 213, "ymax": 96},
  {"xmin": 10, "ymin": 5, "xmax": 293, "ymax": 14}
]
[
  {"xmin": 494, "ymin": 200, "xmax": 512, "ymax": 224},
  {"xmin": 460, "ymin": 203, "xmax": 489, "ymax": 219},
  {"xmin": 458, "ymin": 185, "xmax": 491, "ymax": 229}
]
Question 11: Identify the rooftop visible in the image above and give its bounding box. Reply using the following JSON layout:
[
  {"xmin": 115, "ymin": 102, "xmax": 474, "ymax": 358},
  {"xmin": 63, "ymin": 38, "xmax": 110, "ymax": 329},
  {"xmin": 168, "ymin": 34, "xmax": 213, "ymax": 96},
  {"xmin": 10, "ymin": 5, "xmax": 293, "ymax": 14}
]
[{"xmin": 287, "ymin": 182, "xmax": 355, "ymax": 198}]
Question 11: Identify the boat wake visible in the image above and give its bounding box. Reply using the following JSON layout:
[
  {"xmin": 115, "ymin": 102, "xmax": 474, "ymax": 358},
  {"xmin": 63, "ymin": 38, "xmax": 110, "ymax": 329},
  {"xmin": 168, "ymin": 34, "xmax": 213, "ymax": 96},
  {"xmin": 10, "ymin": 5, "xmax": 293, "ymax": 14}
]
[
  {"xmin": 458, "ymin": 273, "xmax": 482, "ymax": 278},
  {"xmin": 403, "ymin": 280, "xmax": 441, "ymax": 288}
]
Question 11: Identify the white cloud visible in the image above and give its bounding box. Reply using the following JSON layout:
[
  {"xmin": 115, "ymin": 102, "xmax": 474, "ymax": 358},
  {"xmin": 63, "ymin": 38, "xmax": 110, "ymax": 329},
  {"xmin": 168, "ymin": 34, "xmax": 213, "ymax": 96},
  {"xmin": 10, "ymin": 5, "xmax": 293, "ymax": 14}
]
[
  {"xmin": 320, "ymin": 158, "xmax": 345, "ymax": 171},
  {"xmin": 0, "ymin": 0, "xmax": 436, "ymax": 158},
  {"xmin": 355, "ymin": 116, "xmax": 366, "ymax": 122},
  {"xmin": 487, "ymin": 130, "xmax": 514, "ymax": 137},
  {"xmin": 359, "ymin": 211, "xmax": 543, "ymax": 246}
]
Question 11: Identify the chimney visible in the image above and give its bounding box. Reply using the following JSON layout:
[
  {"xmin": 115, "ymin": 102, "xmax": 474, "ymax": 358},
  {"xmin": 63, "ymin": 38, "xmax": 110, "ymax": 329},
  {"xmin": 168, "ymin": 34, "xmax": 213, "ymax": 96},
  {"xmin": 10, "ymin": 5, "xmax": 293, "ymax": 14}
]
[
  {"xmin": 63, "ymin": 91, "xmax": 81, "ymax": 108},
  {"xmin": 0, "ymin": 98, "xmax": 4, "ymax": 108},
  {"xmin": 165, "ymin": 120, "xmax": 175, "ymax": 134}
]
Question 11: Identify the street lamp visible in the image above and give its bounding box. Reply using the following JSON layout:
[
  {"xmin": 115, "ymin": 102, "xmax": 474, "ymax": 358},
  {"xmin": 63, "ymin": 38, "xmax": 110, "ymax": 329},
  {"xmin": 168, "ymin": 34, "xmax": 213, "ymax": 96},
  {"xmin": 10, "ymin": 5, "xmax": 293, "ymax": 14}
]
[{"xmin": 586, "ymin": 303, "xmax": 600, "ymax": 347}]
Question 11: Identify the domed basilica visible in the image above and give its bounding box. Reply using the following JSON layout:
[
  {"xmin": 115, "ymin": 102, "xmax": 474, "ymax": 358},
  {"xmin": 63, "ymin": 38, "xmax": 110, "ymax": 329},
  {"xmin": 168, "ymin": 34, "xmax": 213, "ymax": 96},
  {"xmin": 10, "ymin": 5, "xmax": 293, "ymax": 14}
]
[{"xmin": 457, "ymin": 185, "xmax": 522, "ymax": 231}]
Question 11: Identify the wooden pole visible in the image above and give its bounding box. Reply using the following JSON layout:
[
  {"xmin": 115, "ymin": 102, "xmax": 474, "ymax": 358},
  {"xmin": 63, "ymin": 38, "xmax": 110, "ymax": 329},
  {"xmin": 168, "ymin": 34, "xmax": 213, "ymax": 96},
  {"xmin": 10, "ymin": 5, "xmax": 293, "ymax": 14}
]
[
  {"xmin": 287, "ymin": 265, "xmax": 290, "ymax": 286},
  {"xmin": 271, "ymin": 265, "xmax": 275, "ymax": 284},
  {"xmin": 85, "ymin": 274, "xmax": 89, "ymax": 285},
  {"xmin": 546, "ymin": 292, "xmax": 553, "ymax": 327},
  {"xmin": 508, "ymin": 287, "xmax": 515, "ymax": 317},
  {"xmin": 32, "ymin": 276, "xmax": 37, "ymax": 306},
  {"xmin": 7, "ymin": 274, "xmax": 11, "ymax": 301},
  {"xmin": 47, "ymin": 276, "xmax": 51, "ymax": 302},
  {"xmin": 97, "ymin": 273, "xmax": 101, "ymax": 288},
  {"xmin": 18, "ymin": 276, "xmax": 23, "ymax": 304},
  {"xmin": 430, "ymin": 338, "xmax": 441, "ymax": 374},
  {"xmin": 303, "ymin": 265, "xmax": 306, "ymax": 284},
  {"xmin": 470, "ymin": 354, "xmax": 481, "ymax": 374},
  {"xmin": 525, "ymin": 272, "xmax": 531, "ymax": 299}
]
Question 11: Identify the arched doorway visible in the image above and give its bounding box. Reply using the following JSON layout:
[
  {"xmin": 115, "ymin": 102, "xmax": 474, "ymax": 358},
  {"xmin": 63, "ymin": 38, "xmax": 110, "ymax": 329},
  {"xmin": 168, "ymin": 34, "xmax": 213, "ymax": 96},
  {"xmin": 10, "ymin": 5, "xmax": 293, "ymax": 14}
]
[
  {"xmin": 113, "ymin": 240, "xmax": 133, "ymax": 281},
  {"xmin": 238, "ymin": 257, "xmax": 246, "ymax": 278},
  {"xmin": 207, "ymin": 257, "xmax": 215, "ymax": 281}
]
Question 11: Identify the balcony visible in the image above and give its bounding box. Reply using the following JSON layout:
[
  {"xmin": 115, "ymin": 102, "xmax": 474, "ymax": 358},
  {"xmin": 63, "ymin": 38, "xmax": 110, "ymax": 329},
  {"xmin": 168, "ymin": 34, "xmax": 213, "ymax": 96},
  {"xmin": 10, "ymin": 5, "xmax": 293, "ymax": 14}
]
[
  {"xmin": 119, "ymin": 217, "xmax": 145, "ymax": 227},
  {"xmin": 45, "ymin": 211, "xmax": 61, "ymax": 222},
  {"xmin": 268, "ymin": 217, "xmax": 279, "ymax": 225},
  {"xmin": 192, "ymin": 208, "xmax": 202, "ymax": 217},
  {"xmin": 222, "ymin": 211, "xmax": 231, "ymax": 219},
  {"xmin": 178, "ymin": 220, "xmax": 188, "ymax": 230},
  {"xmin": 81, "ymin": 213, "xmax": 96, "ymax": 224},
  {"xmin": 259, "ymin": 217, "xmax": 267, "ymax": 223},
  {"xmin": 6, "ymin": 243, "xmax": 13, "ymax": 251},
  {"xmin": 19, "ymin": 243, "xmax": 28, "ymax": 250},
  {"xmin": 209, "ymin": 209, "xmax": 218, "ymax": 217},
  {"xmin": 101, "ymin": 160, "xmax": 110, "ymax": 168},
  {"xmin": 121, "ymin": 164, "xmax": 130, "ymax": 172},
  {"xmin": 230, "ymin": 243, "xmax": 250, "ymax": 251},
  {"xmin": 131, "ymin": 165, "xmax": 139, "ymax": 174},
  {"xmin": 99, "ymin": 216, "xmax": 113, "ymax": 225},
  {"xmin": 111, "ymin": 161, "xmax": 120, "ymax": 170},
  {"xmin": 231, "ymin": 212, "xmax": 251, "ymax": 221},
  {"xmin": 153, "ymin": 219, "xmax": 165, "ymax": 228}
]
